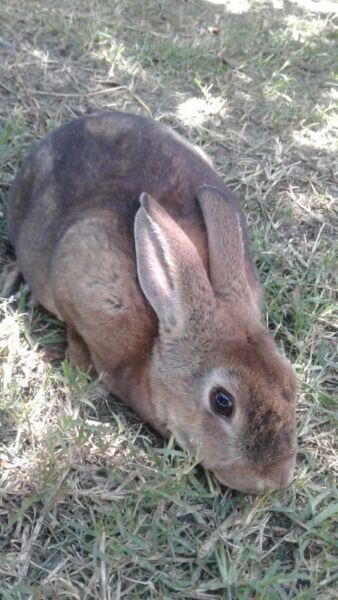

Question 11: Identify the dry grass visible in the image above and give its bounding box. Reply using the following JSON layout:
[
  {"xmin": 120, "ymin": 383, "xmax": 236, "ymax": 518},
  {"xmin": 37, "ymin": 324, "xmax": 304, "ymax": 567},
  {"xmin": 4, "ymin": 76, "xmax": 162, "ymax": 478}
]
[{"xmin": 0, "ymin": 0, "xmax": 337, "ymax": 598}]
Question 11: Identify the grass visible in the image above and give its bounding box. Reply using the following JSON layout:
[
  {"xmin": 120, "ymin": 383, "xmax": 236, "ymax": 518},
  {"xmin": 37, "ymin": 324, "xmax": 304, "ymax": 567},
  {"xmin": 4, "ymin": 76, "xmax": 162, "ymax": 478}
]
[{"xmin": 0, "ymin": 0, "xmax": 337, "ymax": 598}]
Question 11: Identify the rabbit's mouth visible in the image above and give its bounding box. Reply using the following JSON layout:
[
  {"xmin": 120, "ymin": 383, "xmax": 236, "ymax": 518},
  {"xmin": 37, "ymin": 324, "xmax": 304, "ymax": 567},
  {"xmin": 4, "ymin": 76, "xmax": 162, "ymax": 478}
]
[{"xmin": 211, "ymin": 452, "xmax": 296, "ymax": 494}]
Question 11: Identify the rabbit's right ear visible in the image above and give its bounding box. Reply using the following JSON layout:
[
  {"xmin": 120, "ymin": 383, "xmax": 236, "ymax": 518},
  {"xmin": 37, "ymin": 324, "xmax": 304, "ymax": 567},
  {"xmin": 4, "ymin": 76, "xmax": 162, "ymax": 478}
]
[
  {"xmin": 197, "ymin": 186, "xmax": 262, "ymax": 315},
  {"xmin": 134, "ymin": 192, "xmax": 214, "ymax": 329}
]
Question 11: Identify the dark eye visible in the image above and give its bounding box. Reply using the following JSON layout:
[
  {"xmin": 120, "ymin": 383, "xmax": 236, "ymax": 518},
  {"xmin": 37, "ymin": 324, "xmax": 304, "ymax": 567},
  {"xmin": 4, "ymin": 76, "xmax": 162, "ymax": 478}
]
[{"xmin": 210, "ymin": 388, "xmax": 234, "ymax": 418}]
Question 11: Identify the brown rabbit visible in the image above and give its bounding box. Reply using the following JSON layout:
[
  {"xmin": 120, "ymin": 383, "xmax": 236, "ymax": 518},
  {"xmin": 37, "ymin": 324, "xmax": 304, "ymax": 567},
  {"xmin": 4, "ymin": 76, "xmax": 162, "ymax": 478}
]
[{"xmin": 6, "ymin": 111, "xmax": 297, "ymax": 493}]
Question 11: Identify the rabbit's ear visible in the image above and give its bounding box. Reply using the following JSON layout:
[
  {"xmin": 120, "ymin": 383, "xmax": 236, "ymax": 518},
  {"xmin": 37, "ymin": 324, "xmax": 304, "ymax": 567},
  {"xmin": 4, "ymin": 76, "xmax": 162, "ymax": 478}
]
[
  {"xmin": 135, "ymin": 192, "xmax": 214, "ymax": 328},
  {"xmin": 197, "ymin": 186, "xmax": 262, "ymax": 314}
]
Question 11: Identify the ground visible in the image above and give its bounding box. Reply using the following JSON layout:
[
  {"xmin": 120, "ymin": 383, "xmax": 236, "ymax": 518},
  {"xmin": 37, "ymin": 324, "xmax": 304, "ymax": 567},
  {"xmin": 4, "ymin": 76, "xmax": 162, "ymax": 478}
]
[{"xmin": 0, "ymin": 0, "xmax": 337, "ymax": 598}]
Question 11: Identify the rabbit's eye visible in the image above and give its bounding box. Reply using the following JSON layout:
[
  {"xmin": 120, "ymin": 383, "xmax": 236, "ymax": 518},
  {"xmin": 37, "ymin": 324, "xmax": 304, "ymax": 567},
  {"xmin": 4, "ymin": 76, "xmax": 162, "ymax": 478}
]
[{"xmin": 210, "ymin": 388, "xmax": 234, "ymax": 418}]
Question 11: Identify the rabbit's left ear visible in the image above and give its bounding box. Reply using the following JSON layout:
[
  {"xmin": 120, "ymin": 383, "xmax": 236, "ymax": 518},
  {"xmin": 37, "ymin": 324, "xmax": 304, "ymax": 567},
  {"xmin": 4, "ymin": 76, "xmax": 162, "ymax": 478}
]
[
  {"xmin": 134, "ymin": 192, "xmax": 215, "ymax": 329},
  {"xmin": 197, "ymin": 186, "xmax": 262, "ymax": 315}
]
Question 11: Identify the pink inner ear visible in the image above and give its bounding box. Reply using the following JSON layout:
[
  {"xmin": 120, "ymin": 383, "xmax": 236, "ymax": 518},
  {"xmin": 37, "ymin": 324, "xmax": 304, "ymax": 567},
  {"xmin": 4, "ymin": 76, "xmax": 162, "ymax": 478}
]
[{"xmin": 143, "ymin": 230, "xmax": 171, "ymax": 301}]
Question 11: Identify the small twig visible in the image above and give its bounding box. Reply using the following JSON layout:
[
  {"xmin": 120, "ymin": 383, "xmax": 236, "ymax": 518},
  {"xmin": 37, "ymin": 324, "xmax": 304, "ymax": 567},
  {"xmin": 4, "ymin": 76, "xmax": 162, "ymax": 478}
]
[
  {"xmin": 25, "ymin": 85, "xmax": 153, "ymax": 116},
  {"xmin": 26, "ymin": 88, "xmax": 120, "ymax": 98},
  {"xmin": 294, "ymin": 197, "xmax": 325, "ymax": 224},
  {"xmin": 197, "ymin": 511, "xmax": 240, "ymax": 559},
  {"xmin": 0, "ymin": 80, "xmax": 17, "ymax": 95},
  {"xmin": 17, "ymin": 512, "xmax": 45, "ymax": 581},
  {"xmin": 99, "ymin": 528, "xmax": 107, "ymax": 600}
]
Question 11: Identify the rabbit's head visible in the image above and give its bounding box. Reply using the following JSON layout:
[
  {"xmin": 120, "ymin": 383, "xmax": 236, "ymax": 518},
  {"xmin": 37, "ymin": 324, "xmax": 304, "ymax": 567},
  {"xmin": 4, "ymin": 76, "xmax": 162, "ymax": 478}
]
[{"xmin": 135, "ymin": 188, "xmax": 297, "ymax": 494}]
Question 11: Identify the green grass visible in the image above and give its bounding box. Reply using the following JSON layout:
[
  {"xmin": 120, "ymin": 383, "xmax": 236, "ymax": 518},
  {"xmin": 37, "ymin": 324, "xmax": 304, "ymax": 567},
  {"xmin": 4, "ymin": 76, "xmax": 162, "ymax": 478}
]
[{"xmin": 0, "ymin": 0, "xmax": 337, "ymax": 598}]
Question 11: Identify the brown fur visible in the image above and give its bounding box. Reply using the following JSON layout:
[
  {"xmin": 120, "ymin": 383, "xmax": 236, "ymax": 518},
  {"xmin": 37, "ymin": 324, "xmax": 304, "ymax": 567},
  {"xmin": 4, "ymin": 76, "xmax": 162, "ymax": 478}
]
[{"xmin": 6, "ymin": 111, "xmax": 297, "ymax": 493}]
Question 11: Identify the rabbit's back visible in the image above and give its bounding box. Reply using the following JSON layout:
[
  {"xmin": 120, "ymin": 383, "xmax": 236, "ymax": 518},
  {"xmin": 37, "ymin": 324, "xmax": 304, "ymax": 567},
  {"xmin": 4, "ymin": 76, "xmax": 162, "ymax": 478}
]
[
  {"xmin": 8, "ymin": 111, "xmax": 223, "ymax": 252},
  {"xmin": 7, "ymin": 112, "xmax": 229, "ymax": 312}
]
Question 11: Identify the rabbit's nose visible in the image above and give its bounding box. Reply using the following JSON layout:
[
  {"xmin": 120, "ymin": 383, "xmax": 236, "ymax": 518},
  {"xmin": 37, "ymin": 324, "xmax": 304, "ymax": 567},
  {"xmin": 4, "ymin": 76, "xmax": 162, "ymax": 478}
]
[{"xmin": 264, "ymin": 453, "xmax": 296, "ymax": 490}]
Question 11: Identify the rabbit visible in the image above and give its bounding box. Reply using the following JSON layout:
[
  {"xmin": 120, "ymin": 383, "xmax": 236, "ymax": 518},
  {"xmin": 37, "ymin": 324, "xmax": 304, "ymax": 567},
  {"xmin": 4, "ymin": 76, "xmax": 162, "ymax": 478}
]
[{"xmin": 5, "ymin": 111, "xmax": 297, "ymax": 494}]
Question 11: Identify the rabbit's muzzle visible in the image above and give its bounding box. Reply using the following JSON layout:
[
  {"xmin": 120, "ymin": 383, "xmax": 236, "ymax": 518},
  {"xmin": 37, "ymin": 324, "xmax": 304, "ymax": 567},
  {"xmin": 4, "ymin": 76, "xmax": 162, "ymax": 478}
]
[{"xmin": 212, "ymin": 451, "xmax": 296, "ymax": 494}]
